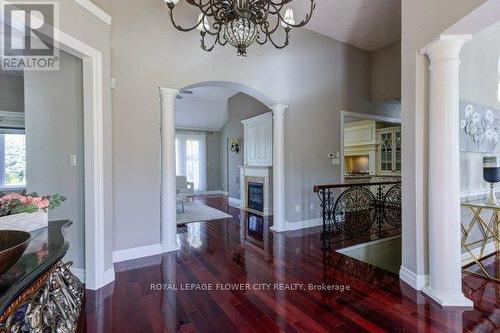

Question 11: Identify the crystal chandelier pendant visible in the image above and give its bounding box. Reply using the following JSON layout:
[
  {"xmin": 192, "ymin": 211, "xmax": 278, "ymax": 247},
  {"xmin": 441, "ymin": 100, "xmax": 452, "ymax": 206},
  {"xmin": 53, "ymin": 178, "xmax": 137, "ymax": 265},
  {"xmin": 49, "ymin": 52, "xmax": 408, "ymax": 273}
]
[{"xmin": 225, "ymin": 18, "xmax": 258, "ymax": 57}]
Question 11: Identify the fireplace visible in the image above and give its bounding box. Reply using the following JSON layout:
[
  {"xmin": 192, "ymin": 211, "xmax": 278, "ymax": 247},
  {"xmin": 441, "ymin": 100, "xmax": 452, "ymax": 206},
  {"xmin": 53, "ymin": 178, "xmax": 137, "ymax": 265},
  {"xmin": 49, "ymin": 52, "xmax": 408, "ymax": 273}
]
[
  {"xmin": 239, "ymin": 166, "xmax": 272, "ymax": 216},
  {"xmin": 247, "ymin": 182, "xmax": 264, "ymax": 212}
]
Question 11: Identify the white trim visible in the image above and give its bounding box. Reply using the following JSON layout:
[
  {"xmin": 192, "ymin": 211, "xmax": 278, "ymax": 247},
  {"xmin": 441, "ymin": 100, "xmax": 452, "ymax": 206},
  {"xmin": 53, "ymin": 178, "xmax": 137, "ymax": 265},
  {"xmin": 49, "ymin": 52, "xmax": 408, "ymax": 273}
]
[
  {"xmin": 102, "ymin": 268, "xmax": 115, "ymax": 286},
  {"xmin": 228, "ymin": 197, "xmax": 241, "ymax": 205},
  {"xmin": 72, "ymin": 0, "xmax": 112, "ymax": 25},
  {"xmin": 71, "ymin": 267, "xmax": 86, "ymax": 283},
  {"xmin": 461, "ymin": 242, "xmax": 496, "ymax": 266},
  {"xmin": 58, "ymin": 30, "xmax": 109, "ymax": 290},
  {"xmin": 113, "ymin": 244, "xmax": 163, "ymax": 263},
  {"xmin": 198, "ymin": 190, "xmax": 225, "ymax": 195},
  {"xmin": 271, "ymin": 218, "xmax": 322, "ymax": 232},
  {"xmin": 340, "ymin": 111, "xmax": 401, "ymax": 183},
  {"xmin": 399, "ymin": 266, "xmax": 429, "ymax": 290},
  {"xmin": 337, "ymin": 235, "xmax": 401, "ymax": 253}
]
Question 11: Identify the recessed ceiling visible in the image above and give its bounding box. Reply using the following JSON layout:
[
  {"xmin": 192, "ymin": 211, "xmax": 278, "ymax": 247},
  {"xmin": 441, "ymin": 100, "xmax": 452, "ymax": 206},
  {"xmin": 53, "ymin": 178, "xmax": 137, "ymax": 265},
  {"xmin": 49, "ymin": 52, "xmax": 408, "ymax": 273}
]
[
  {"xmin": 291, "ymin": 0, "xmax": 401, "ymax": 51},
  {"xmin": 175, "ymin": 86, "xmax": 237, "ymax": 131}
]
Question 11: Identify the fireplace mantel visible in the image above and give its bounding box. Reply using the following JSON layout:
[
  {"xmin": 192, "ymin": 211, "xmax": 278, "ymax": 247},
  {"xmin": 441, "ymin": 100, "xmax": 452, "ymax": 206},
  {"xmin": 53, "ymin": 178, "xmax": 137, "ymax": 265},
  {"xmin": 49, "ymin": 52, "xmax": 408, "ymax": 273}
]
[{"xmin": 238, "ymin": 165, "xmax": 273, "ymax": 216}]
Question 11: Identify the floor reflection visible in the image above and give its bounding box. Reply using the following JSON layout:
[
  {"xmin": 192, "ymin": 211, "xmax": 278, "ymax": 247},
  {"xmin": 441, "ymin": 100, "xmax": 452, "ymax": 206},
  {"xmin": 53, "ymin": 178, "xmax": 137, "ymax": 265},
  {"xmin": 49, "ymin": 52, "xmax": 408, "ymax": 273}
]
[{"xmin": 81, "ymin": 196, "xmax": 500, "ymax": 333}]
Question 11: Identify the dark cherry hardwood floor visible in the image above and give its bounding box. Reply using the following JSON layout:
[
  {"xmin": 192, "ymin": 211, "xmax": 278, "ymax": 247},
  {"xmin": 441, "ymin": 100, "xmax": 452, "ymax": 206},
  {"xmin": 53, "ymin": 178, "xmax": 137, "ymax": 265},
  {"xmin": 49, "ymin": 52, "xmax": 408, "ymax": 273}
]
[{"xmin": 81, "ymin": 196, "xmax": 500, "ymax": 333}]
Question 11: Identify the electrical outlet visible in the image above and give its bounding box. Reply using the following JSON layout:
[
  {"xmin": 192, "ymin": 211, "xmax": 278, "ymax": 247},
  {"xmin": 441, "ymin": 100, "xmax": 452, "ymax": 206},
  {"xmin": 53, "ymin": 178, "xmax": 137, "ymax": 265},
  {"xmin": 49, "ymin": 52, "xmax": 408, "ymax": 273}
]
[
  {"xmin": 295, "ymin": 204, "xmax": 301, "ymax": 213},
  {"xmin": 70, "ymin": 155, "xmax": 77, "ymax": 166}
]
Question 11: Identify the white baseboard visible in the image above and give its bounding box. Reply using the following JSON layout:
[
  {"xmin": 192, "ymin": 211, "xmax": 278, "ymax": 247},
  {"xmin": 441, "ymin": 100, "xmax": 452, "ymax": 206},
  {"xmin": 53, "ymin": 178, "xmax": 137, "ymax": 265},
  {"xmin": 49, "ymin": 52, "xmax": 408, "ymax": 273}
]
[
  {"xmin": 71, "ymin": 267, "xmax": 86, "ymax": 283},
  {"xmin": 102, "ymin": 268, "xmax": 115, "ymax": 287},
  {"xmin": 113, "ymin": 243, "xmax": 163, "ymax": 263},
  {"xmin": 71, "ymin": 267, "xmax": 115, "ymax": 288},
  {"xmin": 198, "ymin": 190, "xmax": 225, "ymax": 195},
  {"xmin": 461, "ymin": 241, "xmax": 496, "ymax": 266},
  {"xmin": 271, "ymin": 218, "xmax": 323, "ymax": 232},
  {"xmin": 228, "ymin": 197, "xmax": 241, "ymax": 205},
  {"xmin": 399, "ymin": 266, "xmax": 428, "ymax": 290}
]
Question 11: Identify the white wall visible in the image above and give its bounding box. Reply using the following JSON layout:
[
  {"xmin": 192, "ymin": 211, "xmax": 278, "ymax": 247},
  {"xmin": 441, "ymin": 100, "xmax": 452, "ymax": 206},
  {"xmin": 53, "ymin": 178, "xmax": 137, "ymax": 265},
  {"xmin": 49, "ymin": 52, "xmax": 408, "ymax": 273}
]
[
  {"xmin": 24, "ymin": 51, "xmax": 85, "ymax": 269},
  {"xmin": 401, "ymin": 0, "xmax": 486, "ymax": 279},
  {"xmin": 175, "ymin": 96, "xmax": 228, "ymax": 131}
]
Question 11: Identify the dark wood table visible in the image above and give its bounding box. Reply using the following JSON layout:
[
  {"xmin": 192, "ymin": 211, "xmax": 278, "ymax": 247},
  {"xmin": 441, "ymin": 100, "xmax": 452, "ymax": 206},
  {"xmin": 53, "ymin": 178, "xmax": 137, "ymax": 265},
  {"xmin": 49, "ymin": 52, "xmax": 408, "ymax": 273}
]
[{"xmin": 0, "ymin": 220, "xmax": 83, "ymax": 332}]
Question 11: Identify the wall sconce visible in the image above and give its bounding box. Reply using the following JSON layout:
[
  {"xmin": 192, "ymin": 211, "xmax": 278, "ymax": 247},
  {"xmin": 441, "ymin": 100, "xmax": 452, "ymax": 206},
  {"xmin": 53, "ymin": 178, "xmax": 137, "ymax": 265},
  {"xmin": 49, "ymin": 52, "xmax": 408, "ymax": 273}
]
[{"xmin": 230, "ymin": 138, "xmax": 240, "ymax": 154}]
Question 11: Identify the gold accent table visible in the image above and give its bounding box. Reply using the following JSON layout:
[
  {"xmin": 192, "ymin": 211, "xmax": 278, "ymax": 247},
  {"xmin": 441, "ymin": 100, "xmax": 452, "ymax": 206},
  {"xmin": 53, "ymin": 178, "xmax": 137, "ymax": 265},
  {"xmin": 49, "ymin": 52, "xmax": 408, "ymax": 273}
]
[{"xmin": 461, "ymin": 201, "xmax": 500, "ymax": 282}]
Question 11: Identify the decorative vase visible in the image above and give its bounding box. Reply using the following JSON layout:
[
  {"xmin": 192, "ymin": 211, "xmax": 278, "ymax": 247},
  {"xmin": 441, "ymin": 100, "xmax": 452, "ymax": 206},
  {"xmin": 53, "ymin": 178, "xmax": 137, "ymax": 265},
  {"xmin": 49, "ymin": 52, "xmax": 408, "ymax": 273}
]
[
  {"xmin": 483, "ymin": 156, "xmax": 500, "ymax": 206},
  {"xmin": 0, "ymin": 210, "xmax": 49, "ymax": 232}
]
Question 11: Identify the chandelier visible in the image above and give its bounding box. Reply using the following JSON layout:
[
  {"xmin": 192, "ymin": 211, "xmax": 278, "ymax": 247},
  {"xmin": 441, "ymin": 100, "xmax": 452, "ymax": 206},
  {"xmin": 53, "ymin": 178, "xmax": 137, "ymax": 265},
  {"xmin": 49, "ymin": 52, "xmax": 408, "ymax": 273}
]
[{"xmin": 164, "ymin": 0, "xmax": 316, "ymax": 57}]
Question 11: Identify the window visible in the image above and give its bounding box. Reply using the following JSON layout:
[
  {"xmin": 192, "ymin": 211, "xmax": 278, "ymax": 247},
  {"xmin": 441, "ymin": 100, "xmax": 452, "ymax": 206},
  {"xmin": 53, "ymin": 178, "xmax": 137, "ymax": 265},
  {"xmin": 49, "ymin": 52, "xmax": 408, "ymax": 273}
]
[
  {"xmin": 0, "ymin": 131, "xmax": 26, "ymax": 189},
  {"xmin": 175, "ymin": 132, "xmax": 207, "ymax": 192}
]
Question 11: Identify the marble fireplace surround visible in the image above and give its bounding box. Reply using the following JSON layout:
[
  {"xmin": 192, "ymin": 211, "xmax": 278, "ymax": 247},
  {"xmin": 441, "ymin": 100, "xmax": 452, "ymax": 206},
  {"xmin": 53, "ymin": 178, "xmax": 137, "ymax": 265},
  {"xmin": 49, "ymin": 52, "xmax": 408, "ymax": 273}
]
[{"xmin": 238, "ymin": 166, "xmax": 273, "ymax": 216}]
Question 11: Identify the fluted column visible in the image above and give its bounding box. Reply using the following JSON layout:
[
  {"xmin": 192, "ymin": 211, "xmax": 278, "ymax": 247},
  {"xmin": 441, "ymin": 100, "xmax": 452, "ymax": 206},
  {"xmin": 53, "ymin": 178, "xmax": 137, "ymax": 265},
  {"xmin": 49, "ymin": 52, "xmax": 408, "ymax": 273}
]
[
  {"xmin": 270, "ymin": 104, "xmax": 288, "ymax": 232},
  {"xmin": 160, "ymin": 87, "xmax": 180, "ymax": 252},
  {"xmin": 423, "ymin": 36, "xmax": 472, "ymax": 308}
]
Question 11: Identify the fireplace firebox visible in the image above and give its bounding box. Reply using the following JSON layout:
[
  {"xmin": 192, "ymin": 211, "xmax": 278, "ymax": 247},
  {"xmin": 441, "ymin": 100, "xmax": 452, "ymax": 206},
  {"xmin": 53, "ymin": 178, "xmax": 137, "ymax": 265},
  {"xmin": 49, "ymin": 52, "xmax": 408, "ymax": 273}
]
[{"xmin": 248, "ymin": 182, "xmax": 264, "ymax": 212}]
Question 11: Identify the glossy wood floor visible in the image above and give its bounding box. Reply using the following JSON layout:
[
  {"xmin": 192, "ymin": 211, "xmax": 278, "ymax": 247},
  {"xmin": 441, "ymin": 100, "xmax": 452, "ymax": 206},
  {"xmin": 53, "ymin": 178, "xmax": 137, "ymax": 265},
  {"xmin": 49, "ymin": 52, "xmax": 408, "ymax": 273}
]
[{"xmin": 81, "ymin": 196, "xmax": 500, "ymax": 333}]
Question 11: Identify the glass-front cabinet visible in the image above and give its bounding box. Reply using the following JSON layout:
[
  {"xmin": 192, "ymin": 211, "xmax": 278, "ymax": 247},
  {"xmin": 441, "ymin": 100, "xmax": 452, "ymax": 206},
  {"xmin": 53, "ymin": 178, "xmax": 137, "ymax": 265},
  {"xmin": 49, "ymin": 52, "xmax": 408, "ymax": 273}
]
[{"xmin": 377, "ymin": 127, "xmax": 402, "ymax": 175}]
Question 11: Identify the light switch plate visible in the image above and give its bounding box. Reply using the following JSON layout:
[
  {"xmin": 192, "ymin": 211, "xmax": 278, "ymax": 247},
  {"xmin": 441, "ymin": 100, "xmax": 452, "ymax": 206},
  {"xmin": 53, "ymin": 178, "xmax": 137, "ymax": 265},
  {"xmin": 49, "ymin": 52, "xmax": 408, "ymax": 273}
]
[{"xmin": 70, "ymin": 155, "xmax": 77, "ymax": 166}]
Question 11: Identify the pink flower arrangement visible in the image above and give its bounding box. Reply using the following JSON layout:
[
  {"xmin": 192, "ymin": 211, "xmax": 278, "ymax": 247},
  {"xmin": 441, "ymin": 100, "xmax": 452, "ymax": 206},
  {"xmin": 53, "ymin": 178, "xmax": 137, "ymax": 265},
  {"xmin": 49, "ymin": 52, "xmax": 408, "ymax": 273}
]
[{"xmin": 0, "ymin": 192, "xmax": 65, "ymax": 217}]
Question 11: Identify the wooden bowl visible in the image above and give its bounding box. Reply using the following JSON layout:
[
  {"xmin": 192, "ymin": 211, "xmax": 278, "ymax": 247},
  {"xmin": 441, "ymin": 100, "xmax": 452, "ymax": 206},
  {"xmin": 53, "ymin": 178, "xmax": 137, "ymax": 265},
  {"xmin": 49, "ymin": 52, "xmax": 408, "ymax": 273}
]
[{"xmin": 0, "ymin": 230, "xmax": 31, "ymax": 276}]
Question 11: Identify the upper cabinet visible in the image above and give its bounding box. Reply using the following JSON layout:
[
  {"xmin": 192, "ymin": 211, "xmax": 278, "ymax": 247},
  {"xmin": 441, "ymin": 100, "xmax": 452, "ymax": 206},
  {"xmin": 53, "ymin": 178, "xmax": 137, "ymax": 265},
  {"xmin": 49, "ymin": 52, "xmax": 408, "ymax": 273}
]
[
  {"xmin": 371, "ymin": 41, "xmax": 401, "ymax": 103},
  {"xmin": 344, "ymin": 120, "xmax": 377, "ymax": 147},
  {"xmin": 242, "ymin": 112, "xmax": 273, "ymax": 167},
  {"xmin": 377, "ymin": 126, "xmax": 402, "ymax": 175}
]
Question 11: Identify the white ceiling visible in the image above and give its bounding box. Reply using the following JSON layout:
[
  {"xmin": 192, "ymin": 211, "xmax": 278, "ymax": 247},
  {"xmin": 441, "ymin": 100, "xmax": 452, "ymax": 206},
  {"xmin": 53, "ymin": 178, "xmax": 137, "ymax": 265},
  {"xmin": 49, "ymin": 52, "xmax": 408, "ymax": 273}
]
[
  {"xmin": 291, "ymin": 0, "xmax": 401, "ymax": 51},
  {"xmin": 175, "ymin": 86, "xmax": 237, "ymax": 131}
]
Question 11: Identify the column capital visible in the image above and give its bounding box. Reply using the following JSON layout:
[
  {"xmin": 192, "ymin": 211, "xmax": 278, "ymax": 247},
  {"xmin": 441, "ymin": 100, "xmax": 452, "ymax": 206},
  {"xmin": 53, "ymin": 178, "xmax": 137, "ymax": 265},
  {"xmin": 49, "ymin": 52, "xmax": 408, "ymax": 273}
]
[
  {"xmin": 422, "ymin": 35, "xmax": 470, "ymax": 65},
  {"xmin": 159, "ymin": 87, "xmax": 179, "ymax": 102},
  {"xmin": 271, "ymin": 104, "xmax": 288, "ymax": 116}
]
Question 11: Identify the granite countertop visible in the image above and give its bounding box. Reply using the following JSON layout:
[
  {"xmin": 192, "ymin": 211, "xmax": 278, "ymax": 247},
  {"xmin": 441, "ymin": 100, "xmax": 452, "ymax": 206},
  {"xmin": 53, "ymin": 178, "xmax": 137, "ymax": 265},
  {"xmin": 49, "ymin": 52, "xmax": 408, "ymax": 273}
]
[{"xmin": 0, "ymin": 220, "xmax": 72, "ymax": 315}]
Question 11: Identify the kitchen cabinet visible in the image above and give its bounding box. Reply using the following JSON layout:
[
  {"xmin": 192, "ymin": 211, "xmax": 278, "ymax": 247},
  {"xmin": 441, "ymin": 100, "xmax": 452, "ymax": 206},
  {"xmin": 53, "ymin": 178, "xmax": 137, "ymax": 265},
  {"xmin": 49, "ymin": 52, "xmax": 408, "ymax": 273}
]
[
  {"xmin": 242, "ymin": 112, "xmax": 273, "ymax": 167},
  {"xmin": 344, "ymin": 120, "xmax": 377, "ymax": 147},
  {"xmin": 377, "ymin": 127, "xmax": 401, "ymax": 175}
]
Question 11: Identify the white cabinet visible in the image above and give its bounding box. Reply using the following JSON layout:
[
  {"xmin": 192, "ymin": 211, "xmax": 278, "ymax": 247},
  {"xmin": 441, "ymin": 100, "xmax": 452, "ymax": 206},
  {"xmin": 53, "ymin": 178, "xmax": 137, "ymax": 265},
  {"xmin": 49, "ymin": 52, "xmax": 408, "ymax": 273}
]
[
  {"xmin": 344, "ymin": 120, "xmax": 377, "ymax": 147},
  {"xmin": 377, "ymin": 127, "xmax": 401, "ymax": 175},
  {"xmin": 242, "ymin": 112, "xmax": 273, "ymax": 166}
]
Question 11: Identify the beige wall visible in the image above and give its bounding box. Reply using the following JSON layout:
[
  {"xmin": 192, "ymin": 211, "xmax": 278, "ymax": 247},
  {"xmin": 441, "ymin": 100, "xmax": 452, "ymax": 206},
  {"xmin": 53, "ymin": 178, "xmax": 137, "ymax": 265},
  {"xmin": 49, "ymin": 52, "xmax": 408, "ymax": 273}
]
[{"xmin": 401, "ymin": 0, "xmax": 486, "ymax": 276}]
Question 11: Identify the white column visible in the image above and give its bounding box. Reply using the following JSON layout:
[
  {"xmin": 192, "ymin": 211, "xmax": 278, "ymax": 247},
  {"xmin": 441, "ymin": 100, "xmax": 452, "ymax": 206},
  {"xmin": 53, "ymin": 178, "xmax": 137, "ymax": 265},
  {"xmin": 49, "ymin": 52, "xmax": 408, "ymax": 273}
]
[
  {"xmin": 423, "ymin": 36, "xmax": 472, "ymax": 308},
  {"xmin": 160, "ymin": 87, "xmax": 180, "ymax": 252},
  {"xmin": 270, "ymin": 104, "xmax": 288, "ymax": 232}
]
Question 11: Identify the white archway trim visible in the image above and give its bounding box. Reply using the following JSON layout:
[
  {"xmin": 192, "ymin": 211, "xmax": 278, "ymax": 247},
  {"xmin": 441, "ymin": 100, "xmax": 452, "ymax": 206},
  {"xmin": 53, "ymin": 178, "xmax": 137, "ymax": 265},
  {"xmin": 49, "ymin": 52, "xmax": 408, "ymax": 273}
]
[{"xmin": 160, "ymin": 87, "xmax": 181, "ymax": 252}]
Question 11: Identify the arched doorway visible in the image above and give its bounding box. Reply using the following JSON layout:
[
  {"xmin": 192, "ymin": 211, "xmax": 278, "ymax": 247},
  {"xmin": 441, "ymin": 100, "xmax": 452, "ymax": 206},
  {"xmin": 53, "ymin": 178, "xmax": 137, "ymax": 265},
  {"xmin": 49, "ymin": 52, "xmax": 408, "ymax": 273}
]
[{"xmin": 159, "ymin": 81, "xmax": 289, "ymax": 252}]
